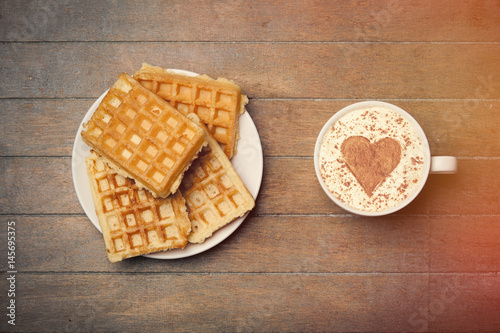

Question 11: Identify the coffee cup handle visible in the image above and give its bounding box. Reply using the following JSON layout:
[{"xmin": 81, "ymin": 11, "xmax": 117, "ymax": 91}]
[{"xmin": 430, "ymin": 156, "xmax": 458, "ymax": 174}]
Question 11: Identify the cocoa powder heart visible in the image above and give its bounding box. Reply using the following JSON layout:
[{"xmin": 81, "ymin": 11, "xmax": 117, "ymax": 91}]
[{"xmin": 341, "ymin": 136, "xmax": 402, "ymax": 197}]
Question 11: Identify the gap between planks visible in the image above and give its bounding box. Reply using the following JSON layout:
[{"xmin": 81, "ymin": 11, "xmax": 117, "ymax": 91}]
[
  {"xmin": 1, "ymin": 96, "xmax": 500, "ymax": 101},
  {"xmin": 2, "ymin": 41, "xmax": 500, "ymax": 44},
  {"xmin": 0, "ymin": 156, "xmax": 499, "ymax": 160},
  {"xmin": 4, "ymin": 271, "xmax": 500, "ymax": 276},
  {"xmin": 1, "ymin": 213, "xmax": 499, "ymax": 218}
]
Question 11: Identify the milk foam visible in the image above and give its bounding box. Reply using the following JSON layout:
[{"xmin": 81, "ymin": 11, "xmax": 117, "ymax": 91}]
[{"xmin": 319, "ymin": 106, "xmax": 427, "ymax": 212}]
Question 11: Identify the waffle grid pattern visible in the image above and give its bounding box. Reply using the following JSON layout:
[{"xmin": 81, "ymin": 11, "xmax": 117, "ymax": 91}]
[
  {"xmin": 134, "ymin": 66, "xmax": 243, "ymax": 158},
  {"xmin": 180, "ymin": 131, "xmax": 255, "ymax": 243},
  {"xmin": 82, "ymin": 73, "xmax": 205, "ymax": 197},
  {"xmin": 86, "ymin": 152, "xmax": 191, "ymax": 262}
]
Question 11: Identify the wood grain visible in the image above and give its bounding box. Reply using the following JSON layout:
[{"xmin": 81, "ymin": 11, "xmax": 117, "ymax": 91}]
[
  {"xmin": 427, "ymin": 274, "xmax": 500, "ymax": 331},
  {"xmin": 1, "ymin": 0, "xmax": 499, "ymax": 42},
  {"xmin": 0, "ymin": 99, "xmax": 90, "ymax": 157},
  {"xmin": 1, "ymin": 99, "xmax": 499, "ymax": 158},
  {"xmin": 1, "ymin": 43, "xmax": 499, "ymax": 99},
  {"xmin": 1, "ymin": 157, "xmax": 498, "ymax": 215},
  {"xmin": 1, "ymin": 0, "xmax": 499, "ymax": 331},
  {"xmin": 0, "ymin": 157, "xmax": 79, "ymax": 215},
  {"xmin": 0, "ymin": 272, "xmax": 498, "ymax": 332},
  {"xmin": 2, "ymin": 215, "xmax": 499, "ymax": 274},
  {"xmin": 259, "ymin": 157, "xmax": 500, "ymax": 215},
  {"xmin": 247, "ymin": 99, "xmax": 500, "ymax": 157}
]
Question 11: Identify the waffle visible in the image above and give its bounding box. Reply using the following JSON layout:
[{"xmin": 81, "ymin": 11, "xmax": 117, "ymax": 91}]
[
  {"xmin": 133, "ymin": 63, "xmax": 248, "ymax": 159},
  {"xmin": 180, "ymin": 114, "xmax": 255, "ymax": 243},
  {"xmin": 85, "ymin": 151, "xmax": 191, "ymax": 262},
  {"xmin": 81, "ymin": 73, "xmax": 207, "ymax": 198}
]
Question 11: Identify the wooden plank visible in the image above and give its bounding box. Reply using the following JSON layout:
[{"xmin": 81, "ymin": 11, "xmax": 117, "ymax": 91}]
[
  {"xmin": 0, "ymin": 157, "xmax": 499, "ymax": 215},
  {"xmin": 0, "ymin": 214, "xmax": 428, "ymax": 273},
  {"xmin": 0, "ymin": 273, "xmax": 429, "ymax": 332},
  {"xmin": 2, "ymin": 214, "xmax": 500, "ymax": 274},
  {"xmin": 259, "ymin": 157, "xmax": 500, "ymax": 216},
  {"xmin": 429, "ymin": 217, "xmax": 500, "ymax": 272},
  {"xmin": 427, "ymin": 274, "xmax": 500, "ymax": 332},
  {"xmin": 0, "ymin": 157, "xmax": 81, "ymax": 215},
  {"xmin": 1, "ymin": 43, "xmax": 499, "ymax": 99},
  {"xmin": 0, "ymin": 99, "xmax": 91, "ymax": 157},
  {"xmin": 251, "ymin": 99, "xmax": 500, "ymax": 157},
  {"xmin": 1, "ymin": 0, "xmax": 499, "ymax": 42},
  {"xmin": 2, "ymin": 99, "xmax": 499, "ymax": 158},
  {"xmin": 1, "ymin": 273, "xmax": 499, "ymax": 332}
]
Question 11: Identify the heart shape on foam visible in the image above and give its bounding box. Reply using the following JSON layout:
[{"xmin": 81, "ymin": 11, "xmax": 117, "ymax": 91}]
[{"xmin": 341, "ymin": 136, "xmax": 402, "ymax": 197}]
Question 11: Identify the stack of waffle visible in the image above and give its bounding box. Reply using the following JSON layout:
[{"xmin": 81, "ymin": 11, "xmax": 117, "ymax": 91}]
[{"xmin": 81, "ymin": 66, "xmax": 254, "ymax": 262}]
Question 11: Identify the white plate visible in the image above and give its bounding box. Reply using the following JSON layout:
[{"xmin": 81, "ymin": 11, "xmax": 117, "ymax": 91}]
[{"xmin": 72, "ymin": 69, "xmax": 263, "ymax": 259}]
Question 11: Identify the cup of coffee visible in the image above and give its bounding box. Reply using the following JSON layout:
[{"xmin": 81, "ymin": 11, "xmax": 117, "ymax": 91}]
[{"xmin": 314, "ymin": 101, "xmax": 457, "ymax": 216}]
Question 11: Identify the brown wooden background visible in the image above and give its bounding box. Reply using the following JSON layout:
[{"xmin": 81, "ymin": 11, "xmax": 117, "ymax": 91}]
[{"xmin": 1, "ymin": 0, "xmax": 500, "ymax": 331}]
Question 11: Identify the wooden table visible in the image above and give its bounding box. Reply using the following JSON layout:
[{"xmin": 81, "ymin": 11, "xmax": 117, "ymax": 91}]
[{"xmin": 1, "ymin": 1, "xmax": 500, "ymax": 331}]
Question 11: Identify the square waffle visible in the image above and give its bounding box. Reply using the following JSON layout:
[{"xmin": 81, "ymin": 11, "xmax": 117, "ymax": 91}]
[
  {"xmin": 86, "ymin": 151, "xmax": 192, "ymax": 262},
  {"xmin": 81, "ymin": 73, "xmax": 207, "ymax": 198},
  {"xmin": 133, "ymin": 63, "xmax": 248, "ymax": 159},
  {"xmin": 180, "ymin": 114, "xmax": 255, "ymax": 243}
]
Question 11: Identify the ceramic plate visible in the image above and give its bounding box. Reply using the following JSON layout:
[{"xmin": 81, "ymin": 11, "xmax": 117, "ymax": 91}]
[{"xmin": 72, "ymin": 69, "xmax": 263, "ymax": 259}]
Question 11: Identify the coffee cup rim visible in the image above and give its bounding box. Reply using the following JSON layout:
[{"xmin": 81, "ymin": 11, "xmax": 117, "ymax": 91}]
[{"xmin": 314, "ymin": 101, "xmax": 431, "ymax": 216}]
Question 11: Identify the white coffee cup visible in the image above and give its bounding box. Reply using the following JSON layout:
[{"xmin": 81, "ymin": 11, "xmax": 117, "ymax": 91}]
[{"xmin": 314, "ymin": 101, "xmax": 457, "ymax": 216}]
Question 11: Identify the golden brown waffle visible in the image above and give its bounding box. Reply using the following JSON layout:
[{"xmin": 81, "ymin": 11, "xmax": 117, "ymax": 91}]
[
  {"xmin": 180, "ymin": 115, "xmax": 255, "ymax": 243},
  {"xmin": 81, "ymin": 73, "xmax": 207, "ymax": 198},
  {"xmin": 86, "ymin": 151, "xmax": 191, "ymax": 262},
  {"xmin": 133, "ymin": 63, "xmax": 248, "ymax": 159}
]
